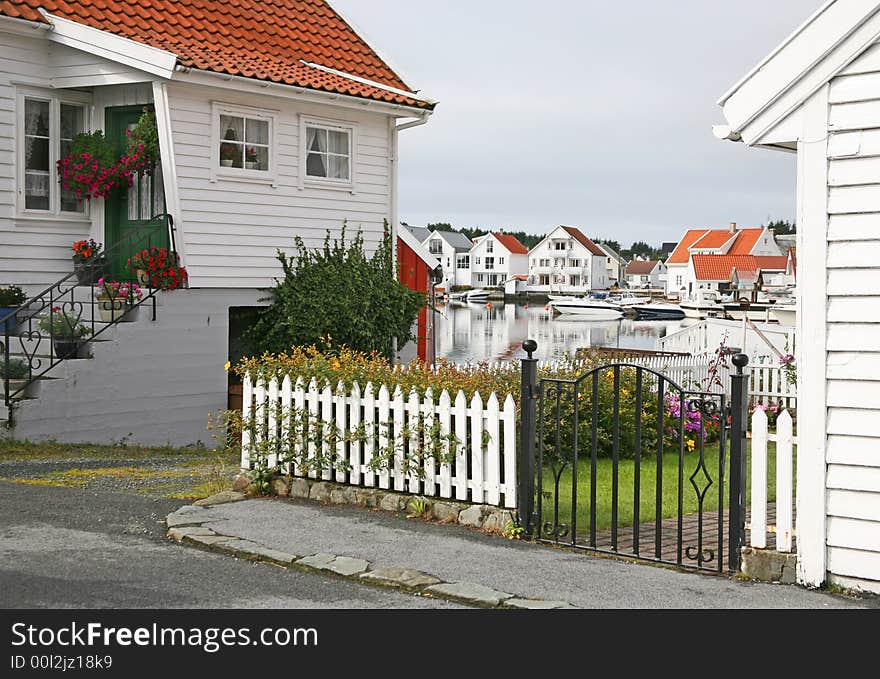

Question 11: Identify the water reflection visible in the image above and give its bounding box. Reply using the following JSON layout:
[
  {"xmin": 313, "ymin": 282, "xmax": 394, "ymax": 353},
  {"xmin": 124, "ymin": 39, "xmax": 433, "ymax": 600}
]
[{"xmin": 434, "ymin": 301, "xmax": 688, "ymax": 363}]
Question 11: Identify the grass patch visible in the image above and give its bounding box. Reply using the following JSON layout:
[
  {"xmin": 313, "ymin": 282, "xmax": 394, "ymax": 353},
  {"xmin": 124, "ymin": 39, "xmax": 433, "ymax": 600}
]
[
  {"xmin": 0, "ymin": 438, "xmax": 213, "ymax": 461},
  {"xmin": 541, "ymin": 440, "xmax": 790, "ymax": 533}
]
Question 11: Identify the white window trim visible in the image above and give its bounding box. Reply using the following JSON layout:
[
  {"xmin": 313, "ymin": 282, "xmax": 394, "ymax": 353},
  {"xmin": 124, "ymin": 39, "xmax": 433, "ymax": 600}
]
[
  {"xmin": 299, "ymin": 114, "xmax": 357, "ymax": 192},
  {"xmin": 211, "ymin": 101, "xmax": 279, "ymax": 186},
  {"xmin": 16, "ymin": 86, "xmax": 92, "ymax": 220}
]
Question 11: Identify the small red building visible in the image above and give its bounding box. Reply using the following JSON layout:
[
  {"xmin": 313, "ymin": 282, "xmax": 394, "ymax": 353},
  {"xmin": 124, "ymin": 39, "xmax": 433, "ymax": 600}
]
[{"xmin": 397, "ymin": 227, "xmax": 440, "ymax": 363}]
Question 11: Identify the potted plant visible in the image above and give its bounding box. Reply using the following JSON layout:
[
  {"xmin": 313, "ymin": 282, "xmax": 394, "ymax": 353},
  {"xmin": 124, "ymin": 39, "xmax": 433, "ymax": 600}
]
[
  {"xmin": 37, "ymin": 307, "xmax": 91, "ymax": 359},
  {"xmin": 1, "ymin": 356, "xmax": 39, "ymax": 398},
  {"xmin": 0, "ymin": 285, "xmax": 27, "ymax": 335},
  {"xmin": 71, "ymin": 239, "xmax": 106, "ymax": 285},
  {"xmin": 96, "ymin": 278, "xmax": 143, "ymax": 323},
  {"xmin": 245, "ymin": 146, "xmax": 258, "ymax": 170},
  {"xmin": 220, "ymin": 127, "xmax": 239, "ymax": 167},
  {"xmin": 127, "ymin": 247, "xmax": 188, "ymax": 291}
]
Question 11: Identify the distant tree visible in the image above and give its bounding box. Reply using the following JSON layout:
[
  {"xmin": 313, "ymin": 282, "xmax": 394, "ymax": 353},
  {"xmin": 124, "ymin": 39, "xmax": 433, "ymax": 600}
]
[
  {"xmin": 621, "ymin": 240, "xmax": 664, "ymax": 261},
  {"xmin": 427, "ymin": 222, "xmax": 455, "ymax": 232},
  {"xmin": 595, "ymin": 238, "xmax": 621, "ymax": 253},
  {"xmin": 765, "ymin": 219, "xmax": 796, "ymax": 235}
]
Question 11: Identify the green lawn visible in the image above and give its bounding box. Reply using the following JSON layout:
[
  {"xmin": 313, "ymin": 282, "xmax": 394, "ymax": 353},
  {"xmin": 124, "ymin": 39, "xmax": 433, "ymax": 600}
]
[{"xmin": 540, "ymin": 440, "xmax": 789, "ymax": 534}]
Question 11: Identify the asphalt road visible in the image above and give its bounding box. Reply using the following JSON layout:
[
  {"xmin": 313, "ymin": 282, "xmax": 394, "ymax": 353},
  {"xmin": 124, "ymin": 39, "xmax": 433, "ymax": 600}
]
[{"xmin": 0, "ymin": 481, "xmax": 462, "ymax": 609}]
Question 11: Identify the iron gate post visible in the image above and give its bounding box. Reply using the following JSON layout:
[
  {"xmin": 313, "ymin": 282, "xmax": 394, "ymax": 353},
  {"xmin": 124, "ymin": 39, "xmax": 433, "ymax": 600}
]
[
  {"xmin": 519, "ymin": 339, "xmax": 539, "ymax": 539},
  {"xmin": 728, "ymin": 353, "xmax": 750, "ymax": 573}
]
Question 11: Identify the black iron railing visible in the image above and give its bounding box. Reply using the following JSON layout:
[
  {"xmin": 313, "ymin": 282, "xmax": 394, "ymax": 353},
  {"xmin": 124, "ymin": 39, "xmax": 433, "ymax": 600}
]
[{"xmin": 1, "ymin": 213, "xmax": 178, "ymax": 422}]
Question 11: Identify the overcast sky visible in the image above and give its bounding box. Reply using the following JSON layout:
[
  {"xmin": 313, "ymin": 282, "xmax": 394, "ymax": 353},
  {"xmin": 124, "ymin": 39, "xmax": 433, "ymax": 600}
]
[{"xmin": 332, "ymin": 0, "xmax": 815, "ymax": 245}]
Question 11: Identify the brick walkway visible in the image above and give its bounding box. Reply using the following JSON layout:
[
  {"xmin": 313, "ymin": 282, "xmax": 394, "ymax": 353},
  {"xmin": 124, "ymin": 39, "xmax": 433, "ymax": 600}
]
[{"xmin": 573, "ymin": 501, "xmax": 797, "ymax": 568}]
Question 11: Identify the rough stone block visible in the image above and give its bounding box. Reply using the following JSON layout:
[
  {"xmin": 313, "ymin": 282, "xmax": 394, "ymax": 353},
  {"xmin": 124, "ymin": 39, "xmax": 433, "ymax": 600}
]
[
  {"xmin": 167, "ymin": 525, "xmax": 215, "ymax": 541},
  {"xmin": 354, "ymin": 488, "xmax": 378, "ymax": 508},
  {"xmin": 740, "ymin": 547, "xmax": 798, "ymax": 583},
  {"xmin": 327, "ymin": 556, "xmax": 370, "ymax": 577},
  {"xmin": 360, "ymin": 567, "xmax": 442, "ymax": 590},
  {"xmin": 297, "ymin": 553, "xmax": 337, "ymax": 570},
  {"xmin": 482, "ymin": 510, "xmax": 502, "ymax": 533},
  {"xmin": 194, "ymin": 490, "xmax": 247, "ymax": 507},
  {"xmin": 232, "ymin": 473, "xmax": 250, "ymax": 492},
  {"xmin": 270, "ymin": 476, "xmax": 291, "ymax": 497},
  {"xmin": 425, "ymin": 582, "xmax": 512, "ymax": 607},
  {"xmin": 330, "ymin": 487, "xmax": 357, "ymax": 505},
  {"xmin": 431, "ymin": 501, "xmax": 462, "ymax": 523},
  {"xmin": 309, "ymin": 482, "xmax": 331, "ymax": 503},
  {"xmin": 290, "ymin": 478, "xmax": 311, "ymax": 499},
  {"xmin": 166, "ymin": 511, "xmax": 211, "ymax": 528},
  {"xmin": 458, "ymin": 505, "xmax": 486, "ymax": 528},
  {"xmin": 219, "ymin": 539, "xmax": 296, "ymax": 565},
  {"xmin": 379, "ymin": 493, "xmax": 403, "ymax": 513}
]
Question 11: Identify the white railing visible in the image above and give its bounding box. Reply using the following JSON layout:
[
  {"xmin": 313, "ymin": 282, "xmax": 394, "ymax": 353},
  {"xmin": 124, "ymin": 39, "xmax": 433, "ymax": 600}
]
[
  {"xmin": 657, "ymin": 318, "xmax": 796, "ymax": 361},
  {"xmin": 749, "ymin": 408, "xmax": 796, "ymax": 553},
  {"xmin": 241, "ymin": 374, "xmax": 518, "ymax": 509}
]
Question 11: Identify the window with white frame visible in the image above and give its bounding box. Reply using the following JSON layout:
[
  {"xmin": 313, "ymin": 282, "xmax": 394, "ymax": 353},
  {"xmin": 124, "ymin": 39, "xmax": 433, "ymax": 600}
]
[
  {"xmin": 428, "ymin": 239, "xmax": 443, "ymax": 255},
  {"xmin": 485, "ymin": 257, "xmax": 495, "ymax": 270},
  {"xmin": 18, "ymin": 90, "xmax": 89, "ymax": 215},
  {"xmin": 486, "ymin": 240, "xmax": 494, "ymax": 253},
  {"xmin": 569, "ymin": 259, "xmax": 580, "ymax": 268},
  {"xmin": 456, "ymin": 255, "xmax": 470, "ymax": 269},
  {"xmin": 304, "ymin": 119, "xmax": 353, "ymax": 183},
  {"xmin": 499, "ymin": 256, "xmax": 505, "ymax": 265},
  {"xmin": 213, "ymin": 103, "xmax": 276, "ymax": 179},
  {"xmin": 554, "ymin": 241, "xmax": 566, "ymax": 251}
]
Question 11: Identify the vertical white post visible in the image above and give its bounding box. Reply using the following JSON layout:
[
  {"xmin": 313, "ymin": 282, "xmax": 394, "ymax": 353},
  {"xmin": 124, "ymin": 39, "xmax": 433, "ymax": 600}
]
[
  {"xmin": 267, "ymin": 377, "xmax": 279, "ymax": 470},
  {"xmin": 392, "ymin": 386, "xmax": 406, "ymax": 491},
  {"xmin": 280, "ymin": 375, "xmax": 292, "ymax": 475},
  {"xmin": 470, "ymin": 392, "xmax": 484, "ymax": 504},
  {"xmin": 502, "ymin": 393, "xmax": 517, "ymax": 509},
  {"xmin": 307, "ymin": 377, "xmax": 319, "ymax": 479},
  {"xmin": 407, "ymin": 388, "xmax": 422, "ymax": 494},
  {"xmin": 750, "ymin": 407, "xmax": 768, "ymax": 549},
  {"xmin": 454, "ymin": 390, "xmax": 468, "ymax": 501},
  {"xmin": 321, "ymin": 382, "xmax": 333, "ymax": 481},
  {"xmin": 241, "ymin": 372, "xmax": 253, "ymax": 470},
  {"xmin": 438, "ymin": 389, "xmax": 452, "ymax": 499},
  {"xmin": 363, "ymin": 383, "xmax": 375, "ymax": 487},
  {"xmin": 485, "ymin": 392, "xmax": 500, "ymax": 506},
  {"xmin": 377, "ymin": 384, "xmax": 391, "ymax": 490},
  {"xmin": 293, "ymin": 377, "xmax": 305, "ymax": 476},
  {"xmin": 335, "ymin": 382, "xmax": 347, "ymax": 484},
  {"xmin": 254, "ymin": 377, "xmax": 266, "ymax": 469},
  {"xmin": 349, "ymin": 382, "xmax": 362, "ymax": 487},
  {"xmin": 776, "ymin": 410, "xmax": 794, "ymax": 553},
  {"xmin": 422, "ymin": 388, "xmax": 436, "ymax": 496}
]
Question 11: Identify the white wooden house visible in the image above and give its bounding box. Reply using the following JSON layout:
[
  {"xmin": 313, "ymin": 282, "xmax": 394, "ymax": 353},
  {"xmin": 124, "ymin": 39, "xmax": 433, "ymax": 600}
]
[
  {"xmin": 595, "ymin": 241, "xmax": 626, "ymax": 287},
  {"xmin": 624, "ymin": 260, "xmax": 666, "ymax": 289},
  {"xmin": 469, "ymin": 232, "xmax": 529, "ymax": 288},
  {"xmin": 0, "ymin": 0, "xmax": 434, "ymax": 445},
  {"xmin": 423, "ymin": 229, "xmax": 473, "ymax": 291},
  {"xmin": 527, "ymin": 226, "xmax": 608, "ymax": 294},
  {"xmin": 716, "ymin": 0, "xmax": 880, "ymax": 594}
]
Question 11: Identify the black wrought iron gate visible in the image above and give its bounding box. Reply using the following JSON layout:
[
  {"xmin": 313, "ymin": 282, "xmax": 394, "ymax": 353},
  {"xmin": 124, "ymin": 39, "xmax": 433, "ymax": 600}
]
[{"xmin": 518, "ymin": 340, "xmax": 749, "ymax": 574}]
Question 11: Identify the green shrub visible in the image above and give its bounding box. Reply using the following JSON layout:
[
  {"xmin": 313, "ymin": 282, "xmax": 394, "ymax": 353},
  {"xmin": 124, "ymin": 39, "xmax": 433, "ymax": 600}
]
[
  {"xmin": 0, "ymin": 285, "xmax": 26, "ymax": 307},
  {"xmin": 0, "ymin": 357, "xmax": 28, "ymax": 379},
  {"xmin": 247, "ymin": 225, "xmax": 424, "ymax": 360}
]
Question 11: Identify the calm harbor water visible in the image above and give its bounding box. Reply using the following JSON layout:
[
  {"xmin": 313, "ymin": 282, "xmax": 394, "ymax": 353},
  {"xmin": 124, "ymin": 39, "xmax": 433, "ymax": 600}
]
[{"xmin": 434, "ymin": 300, "xmax": 689, "ymax": 363}]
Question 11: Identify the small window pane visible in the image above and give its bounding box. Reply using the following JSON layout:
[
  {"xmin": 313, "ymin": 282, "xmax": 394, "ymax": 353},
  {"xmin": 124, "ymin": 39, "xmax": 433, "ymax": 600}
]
[
  {"xmin": 328, "ymin": 155, "xmax": 349, "ymax": 180},
  {"xmin": 252, "ymin": 145, "xmax": 269, "ymax": 171},
  {"xmin": 60, "ymin": 104, "xmax": 83, "ymax": 141},
  {"xmin": 220, "ymin": 115, "xmax": 244, "ymax": 143},
  {"xmin": 24, "ymin": 99, "xmax": 51, "ymax": 210},
  {"xmin": 220, "ymin": 142, "xmax": 243, "ymax": 168},
  {"xmin": 25, "ymin": 99, "xmax": 49, "ymax": 136},
  {"xmin": 307, "ymin": 126, "xmax": 327, "ymax": 153},
  {"xmin": 25, "ymin": 172, "xmax": 50, "ymax": 210},
  {"xmin": 307, "ymin": 152, "xmax": 326, "ymax": 177},
  {"xmin": 328, "ymin": 129, "xmax": 348, "ymax": 154},
  {"xmin": 246, "ymin": 118, "xmax": 269, "ymax": 145}
]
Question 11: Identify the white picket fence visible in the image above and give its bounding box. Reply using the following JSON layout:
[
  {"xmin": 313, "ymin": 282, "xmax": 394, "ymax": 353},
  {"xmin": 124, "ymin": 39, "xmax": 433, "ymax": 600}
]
[
  {"xmin": 241, "ymin": 373, "xmax": 518, "ymax": 508},
  {"xmin": 749, "ymin": 408, "xmax": 796, "ymax": 553}
]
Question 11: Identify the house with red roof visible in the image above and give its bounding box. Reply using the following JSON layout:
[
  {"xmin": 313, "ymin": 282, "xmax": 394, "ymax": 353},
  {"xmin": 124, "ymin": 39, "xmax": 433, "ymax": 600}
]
[
  {"xmin": 469, "ymin": 232, "xmax": 529, "ymax": 288},
  {"xmin": 625, "ymin": 260, "xmax": 667, "ymax": 289},
  {"xmin": 665, "ymin": 223, "xmax": 783, "ymax": 297},
  {"xmin": 527, "ymin": 226, "xmax": 609, "ymax": 294},
  {"xmin": 0, "ymin": 1, "xmax": 435, "ymax": 444}
]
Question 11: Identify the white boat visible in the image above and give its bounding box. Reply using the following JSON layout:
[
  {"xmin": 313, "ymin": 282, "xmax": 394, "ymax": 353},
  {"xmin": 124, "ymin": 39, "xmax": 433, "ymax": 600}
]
[
  {"xmin": 631, "ymin": 302, "xmax": 686, "ymax": 320},
  {"xmin": 462, "ymin": 288, "xmax": 490, "ymax": 301},
  {"xmin": 609, "ymin": 292, "xmax": 646, "ymax": 307},
  {"xmin": 680, "ymin": 291, "xmax": 725, "ymax": 319},
  {"xmin": 549, "ymin": 298, "xmax": 623, "ymax": 320}
]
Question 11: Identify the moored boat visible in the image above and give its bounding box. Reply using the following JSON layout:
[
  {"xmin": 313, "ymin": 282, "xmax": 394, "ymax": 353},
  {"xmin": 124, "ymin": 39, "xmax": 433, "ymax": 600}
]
[
  {"xmin": 631, "ymin": 302, "xmax": 685, "ymax": 320},
  {"xmin": 549, "ymin": 298, "xmax": 623, "ymax": 320},
  {"xmin": 680, "ymin": 290, "xmax": 724, "ymax": 319}
]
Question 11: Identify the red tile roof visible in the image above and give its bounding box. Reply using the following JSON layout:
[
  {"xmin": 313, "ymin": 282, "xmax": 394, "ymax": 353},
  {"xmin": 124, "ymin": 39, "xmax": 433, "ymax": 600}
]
[
  {"xmin": 626, "ymin": 260, "xmax": 660, "ymax": 275},
  {"xmin": 0, "ymin": 0, "xmax": 432, "ymax": 109},
  {"xmin": 493, "ymin": 233, "xmax": 529, "ymax": 255},
  {"xmin": 691, "ymin": 230, "xmax": 736, "ymax": 250},
  {"xmin": 727, "ymin": 228, "xmax": 765, "ymax": 255},
  {"xmin": 692, "ymin": 254, "xmax": 788, "ymax": 281},
  {"xmin": 560, "ymin": 226, "xmax": 606, "ymax": 256},
  {"xmin": 666, "ymin": 229, "xmax": 709, "ymax": 264}
]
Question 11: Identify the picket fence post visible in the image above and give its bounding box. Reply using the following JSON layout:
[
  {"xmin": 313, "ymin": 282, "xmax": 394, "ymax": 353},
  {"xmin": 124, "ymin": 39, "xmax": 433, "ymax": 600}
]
[
  {"xmin": 750, "ymin": 407, "xmax": 768, "ymax": 549},
  {"xmin": 776, "ymin": 410, "xmax": 794, "ymax": 552},
  {"xmin": 241, "ymin": 372, "xmax": 253, "ymax": 470}
]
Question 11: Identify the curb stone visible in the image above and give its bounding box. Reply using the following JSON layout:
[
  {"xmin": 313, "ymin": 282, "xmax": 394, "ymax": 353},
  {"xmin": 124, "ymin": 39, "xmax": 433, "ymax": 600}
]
[{"xmin": 165, "ymin": 500, "xmax": 578, "ymax": 610}]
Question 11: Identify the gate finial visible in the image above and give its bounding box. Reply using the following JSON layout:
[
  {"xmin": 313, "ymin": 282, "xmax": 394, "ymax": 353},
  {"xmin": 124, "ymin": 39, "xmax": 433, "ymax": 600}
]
[{"xmin": 522, "ymin": 339, "xmax": 537, "ymax": 359}]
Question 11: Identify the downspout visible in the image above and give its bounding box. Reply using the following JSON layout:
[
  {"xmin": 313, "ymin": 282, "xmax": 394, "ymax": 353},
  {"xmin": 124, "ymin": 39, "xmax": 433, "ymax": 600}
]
[{"xmin": 389, "ymin": 113, "xmax": 431, "ymax": 363}]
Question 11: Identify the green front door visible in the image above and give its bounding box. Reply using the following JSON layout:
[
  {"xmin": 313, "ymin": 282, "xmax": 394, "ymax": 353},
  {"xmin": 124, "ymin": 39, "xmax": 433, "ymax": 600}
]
[{"xmin": 104, "ymin": 106, "xmax": 168, "ymax": 280}]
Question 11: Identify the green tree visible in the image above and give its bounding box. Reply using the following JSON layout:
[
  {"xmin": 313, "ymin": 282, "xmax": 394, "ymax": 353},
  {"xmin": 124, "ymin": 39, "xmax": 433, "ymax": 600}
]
[
  {"xmin": 248, "ymin": 225, "xmax": 424, "ymax": 359},
  {"xmin": 765, "ymin": 219, "xmax": 796, "ymax": 235}
]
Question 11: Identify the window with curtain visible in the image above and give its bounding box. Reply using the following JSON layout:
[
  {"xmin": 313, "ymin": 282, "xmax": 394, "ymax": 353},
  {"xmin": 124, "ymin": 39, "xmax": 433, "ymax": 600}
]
[
  {"xmin": 218, "ymin": 112, "xmax": 270, "ymax": 172},
  {"xmin": 21, "ymin": 93, "xmax": 87, "ymax": 214},
  {"xmin": 305, "ymin": 124, "xmax": 351, "ymax": 181}
]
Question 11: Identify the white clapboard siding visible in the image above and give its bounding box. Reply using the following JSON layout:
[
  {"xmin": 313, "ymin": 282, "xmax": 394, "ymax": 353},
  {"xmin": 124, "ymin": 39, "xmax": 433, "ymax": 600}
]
[
  {"xmin": 166, "ymin": 82, "xmax": 394, "ymax": 288},
  {"xmin": 241, "ymin": 373, "xmax": 517, "ymax": 509},
  {"xmin": 749, "ymin": 409, "xmax": 796, "ymax": 553}
]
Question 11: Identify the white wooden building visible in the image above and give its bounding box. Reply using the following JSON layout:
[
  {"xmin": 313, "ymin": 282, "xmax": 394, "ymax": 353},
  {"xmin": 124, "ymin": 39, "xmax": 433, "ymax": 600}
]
[
  {"xmin": 527, "ymin": 225, "xmax": 608, "ymax": 293},
  {"xmin": 423, "ymin": 229, "xmax": 473, "ymax": 291},
  {"xmin": 469, "ymin": 232, "xmax": 529, "ymax": 288},
  {"xmin": 595, "ymin": 241, "xmax": 626, "ymax": 287},
  {"xmin": 624, "ymin": 260, "xmax": 666, "ymax": 289},
  {"xmin": 0, "ymin": 0, "xmax": 434, "ymax": 445},
  {"xmin": 716, "ymin": 0, "xmax": 880, "ymax": 594}
]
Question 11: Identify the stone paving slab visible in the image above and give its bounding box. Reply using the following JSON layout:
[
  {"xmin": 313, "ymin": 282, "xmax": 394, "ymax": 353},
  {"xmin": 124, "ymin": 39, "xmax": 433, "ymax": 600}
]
[
  {"xmin": 425, "ymin": 582, "xmax": 513, "ymax": 607},
  {"xmin": 360, "ymin": 567, "xmax": 442, "ymax": 590}
]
